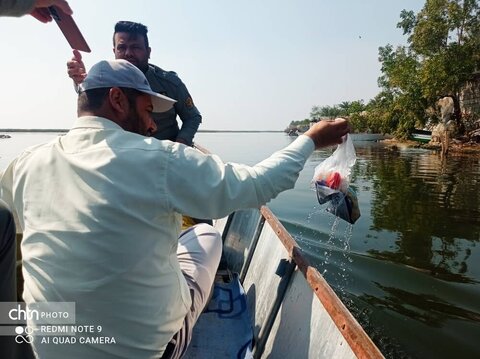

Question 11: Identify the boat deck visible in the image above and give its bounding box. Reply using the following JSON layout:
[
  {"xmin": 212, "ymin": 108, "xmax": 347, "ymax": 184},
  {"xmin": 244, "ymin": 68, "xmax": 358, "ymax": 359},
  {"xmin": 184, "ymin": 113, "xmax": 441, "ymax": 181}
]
[{"xmin": 184, "ymin": 271, "xmax": 253, "ymax": 358}]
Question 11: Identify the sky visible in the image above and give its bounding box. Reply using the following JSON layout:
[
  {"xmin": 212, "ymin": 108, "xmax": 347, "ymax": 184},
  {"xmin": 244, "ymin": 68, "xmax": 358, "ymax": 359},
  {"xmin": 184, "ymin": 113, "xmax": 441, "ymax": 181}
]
[{"xmin": 0, "ymin": 0, "xmax": 425, "ymax": 131}]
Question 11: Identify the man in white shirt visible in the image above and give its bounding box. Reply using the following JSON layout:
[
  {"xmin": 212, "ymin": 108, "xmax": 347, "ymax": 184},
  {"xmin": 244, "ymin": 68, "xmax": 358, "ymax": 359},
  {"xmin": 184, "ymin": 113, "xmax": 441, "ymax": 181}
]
[{"xmin": 0, "ymin": 59, "xmax": 349, "ymax": 359}]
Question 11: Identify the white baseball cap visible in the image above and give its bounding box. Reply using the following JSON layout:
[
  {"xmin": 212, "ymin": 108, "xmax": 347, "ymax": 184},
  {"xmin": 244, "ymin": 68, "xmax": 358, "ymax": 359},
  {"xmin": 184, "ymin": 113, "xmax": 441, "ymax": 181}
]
[{"xmin": 78, "ymin": 59, "xmax": 176, "ymax": 113}]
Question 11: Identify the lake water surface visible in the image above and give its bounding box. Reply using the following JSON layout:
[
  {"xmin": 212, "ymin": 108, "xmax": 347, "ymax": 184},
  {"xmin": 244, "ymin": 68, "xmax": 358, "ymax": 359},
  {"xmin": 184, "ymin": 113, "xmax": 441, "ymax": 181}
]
[{"xmin": 1, "ymin": 131, "xmax": 480, "ymax": 358}]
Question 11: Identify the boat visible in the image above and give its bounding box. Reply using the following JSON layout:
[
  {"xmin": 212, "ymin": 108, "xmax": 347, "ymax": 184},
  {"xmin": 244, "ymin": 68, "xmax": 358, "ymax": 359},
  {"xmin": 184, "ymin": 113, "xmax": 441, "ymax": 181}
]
[
  {"xmin": 410, "ymin": 129, "xmax": 432, "ymax": 143},
  {"xmin": 184, "ymin": 206, "xmax": 384, "ymax": 358}
]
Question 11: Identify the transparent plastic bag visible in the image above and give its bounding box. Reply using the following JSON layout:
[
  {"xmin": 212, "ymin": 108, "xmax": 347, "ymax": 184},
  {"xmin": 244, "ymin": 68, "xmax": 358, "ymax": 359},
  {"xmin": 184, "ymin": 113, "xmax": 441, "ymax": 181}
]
[{"xmin": 311, "ymin": 134, "xmax": 360, "ymax": 224}]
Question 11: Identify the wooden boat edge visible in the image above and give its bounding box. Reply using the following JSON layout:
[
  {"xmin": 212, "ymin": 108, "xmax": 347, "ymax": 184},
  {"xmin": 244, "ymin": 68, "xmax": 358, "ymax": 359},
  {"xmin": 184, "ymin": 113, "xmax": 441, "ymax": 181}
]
[{"xmin": 258, "ymin": 205, "xmax": 384, "ymax": 359}]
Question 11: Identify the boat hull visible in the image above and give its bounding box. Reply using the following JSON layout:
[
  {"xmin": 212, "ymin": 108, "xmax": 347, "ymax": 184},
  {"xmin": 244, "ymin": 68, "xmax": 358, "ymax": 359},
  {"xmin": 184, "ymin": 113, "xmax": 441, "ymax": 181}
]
[
  {"xmin": 185, "ymin": 207, "xmax": 384, "ymax": 358},
  {"xmin": 411, "ymin": 130, "xmax": 432, "ymax": 143}
]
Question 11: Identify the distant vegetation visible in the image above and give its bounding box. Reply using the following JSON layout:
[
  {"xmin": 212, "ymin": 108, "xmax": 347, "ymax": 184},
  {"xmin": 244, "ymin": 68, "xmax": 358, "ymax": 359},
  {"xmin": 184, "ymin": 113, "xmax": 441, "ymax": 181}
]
[
  {"xmin": 285, "ymin": 100, "xmax": 377, "ymax": 134},
  {"xmin": 286, "ymin": 0, "xmax": 480, "ymax": 139},
  {"xmin": 286, "ymin": 119, "xmax": 310, "ymax": 133}
]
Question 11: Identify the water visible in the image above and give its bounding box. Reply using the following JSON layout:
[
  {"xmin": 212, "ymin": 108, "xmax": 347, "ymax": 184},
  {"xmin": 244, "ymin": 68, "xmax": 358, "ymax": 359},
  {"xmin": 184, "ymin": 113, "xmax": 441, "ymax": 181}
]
[{"xmin": 2, "ymin": 131, "xmax": 480, "ymax": 358}]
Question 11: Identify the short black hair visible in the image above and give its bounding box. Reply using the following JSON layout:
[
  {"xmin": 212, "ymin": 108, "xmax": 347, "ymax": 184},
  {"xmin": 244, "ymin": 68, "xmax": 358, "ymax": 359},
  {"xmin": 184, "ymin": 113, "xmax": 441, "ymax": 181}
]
[
  {"xmin": 77, "ymin": 87, "xmax": 142, "ymax": 113},
  {"xmin": 78, "ymin": 88, "xmax": 111, "ymax": 112},
  {"xmin": 113, "ymin": 21, "xmax": 149, "ymax": 48}
]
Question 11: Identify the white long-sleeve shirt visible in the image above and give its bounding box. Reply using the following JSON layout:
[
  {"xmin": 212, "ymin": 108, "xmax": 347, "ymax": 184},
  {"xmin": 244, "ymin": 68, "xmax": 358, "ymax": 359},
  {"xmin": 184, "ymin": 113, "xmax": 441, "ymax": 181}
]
[{"xmin": 0, "ymin": 116, "xmax": 315, "ymax": 358}]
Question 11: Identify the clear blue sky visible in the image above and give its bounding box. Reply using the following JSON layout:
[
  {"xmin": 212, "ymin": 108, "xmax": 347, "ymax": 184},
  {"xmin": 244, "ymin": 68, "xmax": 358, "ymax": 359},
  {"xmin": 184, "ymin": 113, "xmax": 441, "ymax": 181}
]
[{"xmin": 0, "ymin": 0, "xmax": 424, "ymax": 130}]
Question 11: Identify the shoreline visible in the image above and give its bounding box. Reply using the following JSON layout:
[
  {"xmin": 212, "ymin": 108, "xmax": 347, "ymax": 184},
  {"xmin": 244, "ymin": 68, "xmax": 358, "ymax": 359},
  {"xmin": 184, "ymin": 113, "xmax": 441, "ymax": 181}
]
[
  {"xmin": 382, "ymin": 138, "xmax": 480, "ymax": 155},
  {"xmin": 2, "ymin": 130, "xmax": 479, "ymax": 154}
]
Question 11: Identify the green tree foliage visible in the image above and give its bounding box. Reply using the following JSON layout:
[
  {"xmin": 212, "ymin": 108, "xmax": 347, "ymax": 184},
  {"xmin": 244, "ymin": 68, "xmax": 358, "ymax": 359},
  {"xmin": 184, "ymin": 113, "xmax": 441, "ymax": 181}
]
[
  {"xmin": 374, "ymin": 0, "xmax": 480, "ymax": 136},
  {"xmin": 310, "ymin": 100, "xmax": 365, "ymax": 120},
  {"xmin": 284, "ymin": 119, "xmax": 310, "ymax": 133},
  {"xmin": 310, "ymin": 105, "xmax": 343, "ymax": 119},
  {"xmin": 308, "ymin": 101, "xmax": 371, "ymax": 133},
  {"xmin": 288, "ymin": 119, "xmax": 310, "ymax": 127},
  {"xmin": 373, "ymin": 43, "xmax": 431, "ymax": 138},
  {"xmin": 291, "ymin": 1, "xmax": 479, "ymax": 137}
]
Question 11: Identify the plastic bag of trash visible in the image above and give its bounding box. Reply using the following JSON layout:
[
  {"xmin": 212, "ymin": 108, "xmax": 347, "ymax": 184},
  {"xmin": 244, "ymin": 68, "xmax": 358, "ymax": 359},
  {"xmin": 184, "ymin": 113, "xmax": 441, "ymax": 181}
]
[{"xmin": 312, "ymin": 134, "xmax": 360, "ymax": 224}]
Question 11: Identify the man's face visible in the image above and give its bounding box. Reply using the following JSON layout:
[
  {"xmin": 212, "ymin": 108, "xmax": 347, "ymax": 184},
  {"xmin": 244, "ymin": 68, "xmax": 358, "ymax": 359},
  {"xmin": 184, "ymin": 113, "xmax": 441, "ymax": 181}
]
[
  {"xmin": 113, "ymin": 32, "xmax": 151, "ymax": 73},
  {"xmin": 125, "ymin": 93, "xmax": 157, "ymax": 137}
]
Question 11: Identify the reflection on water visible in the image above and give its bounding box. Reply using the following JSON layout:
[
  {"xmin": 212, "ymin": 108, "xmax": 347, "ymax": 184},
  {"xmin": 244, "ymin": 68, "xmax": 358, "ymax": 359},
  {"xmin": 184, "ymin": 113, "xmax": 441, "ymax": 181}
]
[
  {"xmin": 2, "ymin": 132, "xmax": 480, "ymax": 359},
  {"xmin": 267, "ymin": 140, "xmax": 480, "ymax": 359},
  {"xmin": 362, "ymin": 145, "xmax": 480, "ymax": 284}
]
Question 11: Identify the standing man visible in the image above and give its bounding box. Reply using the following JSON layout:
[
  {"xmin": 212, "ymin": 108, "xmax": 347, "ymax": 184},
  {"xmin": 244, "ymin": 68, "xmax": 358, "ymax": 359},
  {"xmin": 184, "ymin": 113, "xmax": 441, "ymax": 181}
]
[
  {"xmin": 68, "ymin": 21, "xmax": 202, "ymax": 146},
  {"xmin": 1, "ymin": 59, "xmax": 349, "ymax": 359}
]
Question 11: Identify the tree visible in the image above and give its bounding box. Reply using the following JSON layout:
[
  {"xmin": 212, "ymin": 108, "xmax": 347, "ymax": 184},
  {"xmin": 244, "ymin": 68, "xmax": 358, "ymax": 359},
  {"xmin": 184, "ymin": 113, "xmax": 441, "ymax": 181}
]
[
  {"xmin": 298, "ymin": 1, "xmax": 480, "ymax": 137},
  {"xmin": 381, "ymin": 0, "xmax": 480, "ymax": 134},
  {"xmin": 310, "ymin": 105, "xmax": 341, "ymax": 120},
  {"xmin": 338, "ymin": 101, "xmax": 352, "ymax": 114},
  {"xmin": 309, "ymin": 105, "xmax": 323, "ymax": 120},
  {"xmin": 375, "ymin": 43, "xmax": 433, "ymax": 138},
  {"xmin": 370, "ymin": 0, "xmax": 480, "ymax": 137},
  {"xmin": 284, "ymin": 119, "xmax": 311, "ymax": 133},
  {"xmin": 308, "ymin": 101, "xmax": 370, "ymax": 133}
]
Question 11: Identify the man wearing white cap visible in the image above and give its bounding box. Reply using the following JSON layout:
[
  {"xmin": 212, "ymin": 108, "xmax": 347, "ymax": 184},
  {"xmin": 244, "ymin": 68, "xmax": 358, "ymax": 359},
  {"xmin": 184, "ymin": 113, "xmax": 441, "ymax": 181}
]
[{"xmin": 0, "ymin": 59, "xmax": 349, "ymax": 359}]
